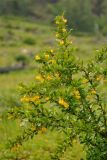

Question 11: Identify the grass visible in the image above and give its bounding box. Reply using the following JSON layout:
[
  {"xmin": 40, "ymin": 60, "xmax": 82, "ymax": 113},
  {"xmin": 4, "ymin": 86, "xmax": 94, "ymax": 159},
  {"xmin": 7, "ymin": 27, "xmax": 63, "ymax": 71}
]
[{"xmin": 0, "ymin": 16, "xmax": 107, "ymax": 159}]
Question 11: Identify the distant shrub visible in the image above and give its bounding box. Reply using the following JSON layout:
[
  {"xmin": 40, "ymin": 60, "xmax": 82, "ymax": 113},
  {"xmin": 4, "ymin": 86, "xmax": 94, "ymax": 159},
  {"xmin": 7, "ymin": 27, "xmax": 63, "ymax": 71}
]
[
  {"xmin": 15, "ymin": 54, "xmax": 29, "ymax": 66},
  {"xmin": 23, "ymin": 37, "xmax": 35, "ymax": 45}
]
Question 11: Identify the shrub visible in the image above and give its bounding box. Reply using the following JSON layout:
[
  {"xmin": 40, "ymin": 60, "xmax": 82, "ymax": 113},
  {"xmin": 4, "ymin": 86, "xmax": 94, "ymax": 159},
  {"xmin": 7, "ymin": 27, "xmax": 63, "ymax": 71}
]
[
  {"xmin": 4, "ymin": 15, "xmax": 107, "ymax": 160},
  {"xmin": 15, "ymin": 54, "xmax": 29, "ymax": 66},
  {"xmin": 23, "ymin": 37, "xmax": 35, "ymax": 45}
]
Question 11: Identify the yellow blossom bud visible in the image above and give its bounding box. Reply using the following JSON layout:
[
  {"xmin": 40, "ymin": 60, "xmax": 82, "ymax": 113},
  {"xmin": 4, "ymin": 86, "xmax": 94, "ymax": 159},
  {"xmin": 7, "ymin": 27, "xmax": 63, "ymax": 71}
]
[
  {"xmin": 58, "ymin": 98, "xmax": 69, "ymax": 108},
  {"xmin": 35, "ymin": 75, "xmax": 44, "ymax": 82},
  {"xmin": 64, "ymin": 19, "xmax": 67, "ymax": 23},
  {"xmin": 73, "ymin": 89, "xmax": 81, "ymax": 100},
  {"xmin": 50, "ymin": 49, "xmax": 54, "ymax": 53},
  {"xmin": 35, "ymin": 55, "xmax": 40, "ymax": 60},
  {"xmin": 75, "ymin": 95, "xmax": 81, "ymax": 100},
  {"xmin": 62, "ymin": 28, "xmax": 66, "ymax": 32},
  {"xmin": 91, "ymin": 89, "xmax": 96, "ymax": 94},
  {"xmin": 56, "ymin": 21, "xmax": 59, "ymax": 24},
  {"xmin": 20, "ymin": 96, "xmax": 30, "ymax": 102},
  {"xmin": 62, "ymin": 17, "xmax": 67, "ymax": 23},
  {"xmin": 30, "ymin": 95, "xmax": 40, "ymax": 101},
  {"xmin": 73, "ymin": 90, "xmax": 79, "ymax": 95},
  {"xmin": 47, "ymin": 75, "xmax": 52, "ymax": 80},
  {"xmin": 59, "ymin": 40, "xmax": 64, "ymax": 45},
  {"xmin": 45, "ymin": 97, "xmax": 49, "ymax": 101},
  {"xmin": 82, "ymin": 79, "xmax": 89, "ymax": 84},
  {"xmin": 49, "ymin": 59, "xmax": 56, "ymax": 64},
  {"xmin": 45, "ymin": 54, "xmax": 49, "ymax": 59},
  {"xmin": 56, "ymin": 33, "xmax": 59, "ymax": 38}
]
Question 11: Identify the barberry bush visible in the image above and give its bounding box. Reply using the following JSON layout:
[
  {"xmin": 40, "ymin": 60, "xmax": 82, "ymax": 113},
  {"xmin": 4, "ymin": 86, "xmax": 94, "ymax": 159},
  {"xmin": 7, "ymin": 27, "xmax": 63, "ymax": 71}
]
[{"xmin": 5, "ymin": 15, "xmax": 107, "ymax": 160}]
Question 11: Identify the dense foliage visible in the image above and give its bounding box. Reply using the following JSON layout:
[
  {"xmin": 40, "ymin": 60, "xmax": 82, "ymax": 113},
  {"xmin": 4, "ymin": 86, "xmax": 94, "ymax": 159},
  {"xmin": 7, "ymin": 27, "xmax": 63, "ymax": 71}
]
[
  {"xmin": 3, "ymin": 15, "xmax": 107, "ymax": 160},
  {"xmin": 0, "ymin": 0, "xmax": 107, "ymax": 34}
]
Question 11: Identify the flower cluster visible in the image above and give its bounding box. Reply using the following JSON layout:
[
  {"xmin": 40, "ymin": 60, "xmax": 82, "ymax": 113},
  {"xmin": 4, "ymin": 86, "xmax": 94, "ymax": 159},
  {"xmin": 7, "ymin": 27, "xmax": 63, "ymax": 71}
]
[
  {"xmin": 73, "ymin": 89, "xmax": 81, "ymax": 100},
  {"xmin": 20, "ymin": 95, "xmax": 40, "ymax": 103},
  {"xmin": 58, "ymin": 98, "xmax": 69, "ymax": 109}
]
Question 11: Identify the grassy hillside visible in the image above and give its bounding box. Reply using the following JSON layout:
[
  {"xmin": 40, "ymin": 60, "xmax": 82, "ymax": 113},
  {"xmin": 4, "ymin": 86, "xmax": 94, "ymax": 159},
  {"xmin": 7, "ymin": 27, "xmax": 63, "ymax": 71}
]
[{"xmin": 0, "ymin": 16, "xmax": 107, "ymax": 67}]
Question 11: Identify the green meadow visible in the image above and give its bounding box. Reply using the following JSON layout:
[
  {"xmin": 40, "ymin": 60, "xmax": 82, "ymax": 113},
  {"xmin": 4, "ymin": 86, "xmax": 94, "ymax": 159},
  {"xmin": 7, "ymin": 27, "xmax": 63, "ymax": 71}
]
[{"xmin": 0, "ymin": 16, "xmax": 107, "ymax": 160}]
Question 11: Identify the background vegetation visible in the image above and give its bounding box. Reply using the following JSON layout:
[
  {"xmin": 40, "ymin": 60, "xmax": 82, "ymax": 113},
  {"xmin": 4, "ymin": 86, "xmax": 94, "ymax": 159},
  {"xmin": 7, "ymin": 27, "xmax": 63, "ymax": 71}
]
[{"xmin": 0, "ymin": 0, "xmax": 107, "ymax": 34}]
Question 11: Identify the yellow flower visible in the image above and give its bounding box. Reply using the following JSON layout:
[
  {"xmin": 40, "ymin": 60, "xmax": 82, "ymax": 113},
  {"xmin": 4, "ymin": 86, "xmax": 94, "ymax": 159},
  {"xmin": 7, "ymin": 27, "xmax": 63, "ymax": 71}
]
[
  {"xmin": 49, "ymin": 59, "xmax": 56, "ymax": 64},
  {"xmin": 50, "ymin": 49, "xmax": 54, "ymax": 53},
  {"xmin": 56, "ymin": 33, "xmax": 59, "ymax": 38},
  {"xmin": 91, "ymin": 89, "xmax": 96, "ymax": 94},
  {"xmin": 59, "ymin": 40, "xmax": 64, "ymax": 45},
  {"xmin": 55, "ymin": 21, "xmax": 59, "ymax": 25},
  {"xmin": 20, "ymin": 96, "xmax": 30, "ymax": 102},
  {"xmin": 35, "ymin": 55, "xmax": 40, "ymax": 60},
  {"xmin": 45, "ymin": 54, "xmax": 49, "ymax": 59},
  {"xmin": 73, "ymin": 89, "xmax": 81, "ymax": 100},
  {"xmin": 75, "ymin": 95, "xmax": 81, "ymax": 100},
  {"xmin": 58, "ymin": 98, "xmax": 69, "ymax": 108},
  {"xmin": 63, "ymin": 19, "xmax": 67, "ymax": 23},
  {"xmin": 47, "ymin": 75, "xmax": 52, "ymax": 80},
  {"xmin": 62, "ymin": 17, "xmax": 67, "ymax": 23},
  {"xmin": 62, "ymin": 28, "xmax": 66, "ymax": 32},
  {"xmin": 82, "ymin": 79, "xmax": 88, "ymax": 84},
  {"xmin": 45, "ymin": 97, "xmax": 49, "ymax": 101},
  {"xmin": 35, "ymin": 75, "xmax": 44, "ymax": 82},
  {"xmin": 21, "ymin": 95, "xmax": 40, "ymax": 103},
  {"xmin": 30, "ymin": 95, "xmax": 40, "ymax": 101}
]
